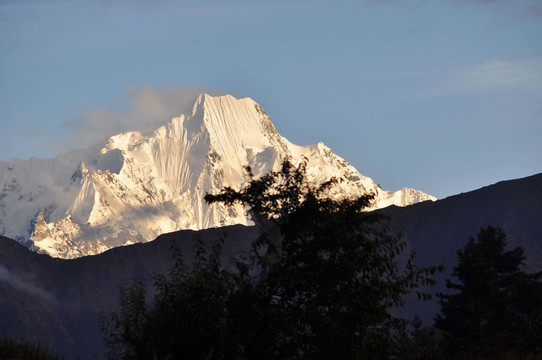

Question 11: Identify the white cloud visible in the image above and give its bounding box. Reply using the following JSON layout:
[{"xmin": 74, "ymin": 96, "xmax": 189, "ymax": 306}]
[{"xmin": 60, "ymin": 84, "xmax": 225, "ymax": 151}]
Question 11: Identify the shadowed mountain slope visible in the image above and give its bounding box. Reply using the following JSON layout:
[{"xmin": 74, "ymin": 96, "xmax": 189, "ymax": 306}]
[
  {"xmin": 381, "ymin": 172, "xmax": 542, "ymax": 323},
  {"xmin": 0, "ymin": 226, "xmax": 257, "ymax": 359},
  {"xmin": 1, "ymin": 173, "xmax": 541, "ymax": 358},
  {"xmin": 383, "ymin": 172, "xmax": 542, "ymax": 271}
]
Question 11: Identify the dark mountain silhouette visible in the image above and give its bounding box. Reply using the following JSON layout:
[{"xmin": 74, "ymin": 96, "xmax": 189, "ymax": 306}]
[
  {"xmin": 381, "ymin": 172, "xmax": 542, "ymax": 323},
  {"xmin": 0, "ymin": 173, "xmax": 541, "ymax": 359},
  {"xmin": 384, "ymin": 172, "xmax": 542, "ymax": 271},
  {"xmin": 0, "ymin": 226, "xmax": 257, "ymax": 359}
]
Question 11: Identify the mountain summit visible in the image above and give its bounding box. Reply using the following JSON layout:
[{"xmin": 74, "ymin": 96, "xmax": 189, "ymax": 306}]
[{"xmin": 0, "ymin": 94, "xmax": 435, "ymax": 258}]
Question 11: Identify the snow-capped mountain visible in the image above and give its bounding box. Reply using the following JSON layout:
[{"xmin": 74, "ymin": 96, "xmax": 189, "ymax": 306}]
[{"xmin": 0, "ymin": 94, "xmax": 436, "ymax": 258}]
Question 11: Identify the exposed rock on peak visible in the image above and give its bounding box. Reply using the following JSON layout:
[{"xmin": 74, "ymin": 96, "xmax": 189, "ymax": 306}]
[{"xmin": 0, "ymin": 94, "xmax": 435, "ymax": 258}]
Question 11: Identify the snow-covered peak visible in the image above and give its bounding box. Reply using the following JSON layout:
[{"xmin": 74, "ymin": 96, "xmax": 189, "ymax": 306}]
[{"xmin": 0, "ymin": 93, "xmax": 436, "ymax": 258}]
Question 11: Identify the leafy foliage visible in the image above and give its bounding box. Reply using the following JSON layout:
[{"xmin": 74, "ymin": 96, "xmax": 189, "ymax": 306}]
[
  {"xmin": 101, "ymin": 158, "xmax": 442, "ymax": 359},
  {"xmin": 435, "ymin": 226, "xmax": 542, "ymax": 359},
  {"xmin": 205, "ymin": 158, "xmax": 442, "ymax": 359},
  {"xmin": 100, "ymin": 237, "xmax": 255, "ymax": 360},
  {"xmin": 0, "ymin": 337, "xmax": 63, "ymax": 360}
]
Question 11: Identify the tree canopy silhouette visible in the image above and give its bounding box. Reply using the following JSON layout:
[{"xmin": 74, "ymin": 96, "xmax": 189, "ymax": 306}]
[
  {"xmin": 101, "ymin": 158, "xmax": 442, "ymax": 360},
  {"xmin": 435, "ymin": 226, "xmax": 542, "ymax": 359}
]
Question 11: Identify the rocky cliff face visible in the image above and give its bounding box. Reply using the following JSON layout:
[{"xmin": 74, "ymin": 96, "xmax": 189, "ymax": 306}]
[{"xmin": 0, "ymin": 94, "xmax": 435, "ymax": 258}]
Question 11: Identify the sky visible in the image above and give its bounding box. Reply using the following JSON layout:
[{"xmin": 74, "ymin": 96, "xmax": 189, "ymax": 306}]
[{"xmin": 0, "ymin": 0, "xmax": 541, "ymax": 199}]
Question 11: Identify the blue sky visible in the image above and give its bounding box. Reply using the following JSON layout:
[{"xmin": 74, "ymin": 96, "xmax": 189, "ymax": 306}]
[{"xmin": 1, "ymin": 0, "xmax": 541, "ymax": 199}]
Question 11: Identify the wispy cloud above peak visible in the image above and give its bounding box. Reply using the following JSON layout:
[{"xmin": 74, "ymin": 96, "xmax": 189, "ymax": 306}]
[{"xmin": 59, "ymin": 85, "xmax": 226, "ymax": 154}]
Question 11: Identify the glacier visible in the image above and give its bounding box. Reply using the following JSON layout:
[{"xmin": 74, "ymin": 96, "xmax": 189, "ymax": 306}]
[{"xmin": 0, "ymin": 94, "xmax": 436, "ymax": 258}]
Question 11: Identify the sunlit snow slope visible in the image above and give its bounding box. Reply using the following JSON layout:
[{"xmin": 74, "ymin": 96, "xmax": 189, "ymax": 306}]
[{"xmin": 0, "ymin": 94, "xmax": 436, "ymax": 258}]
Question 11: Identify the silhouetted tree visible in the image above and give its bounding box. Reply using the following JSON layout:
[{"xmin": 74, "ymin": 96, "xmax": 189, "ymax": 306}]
[
  {"xmin": 205, "ymin": 158, "xmax": 442, "ymax": 359},
  {"xmin": 0, "ymin": 337, "xmax": 63, "ymax": 360},
  {"xmin": 100, "ymin": 237, "xmax": 256, "ymax": 360},
  {"xmin": 101, "ymin": 158, "xmax": 442, "ymax": 359},
  {"xmin": 435, "ymin": 226, "xmax": 542, "ymax": 359}
]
